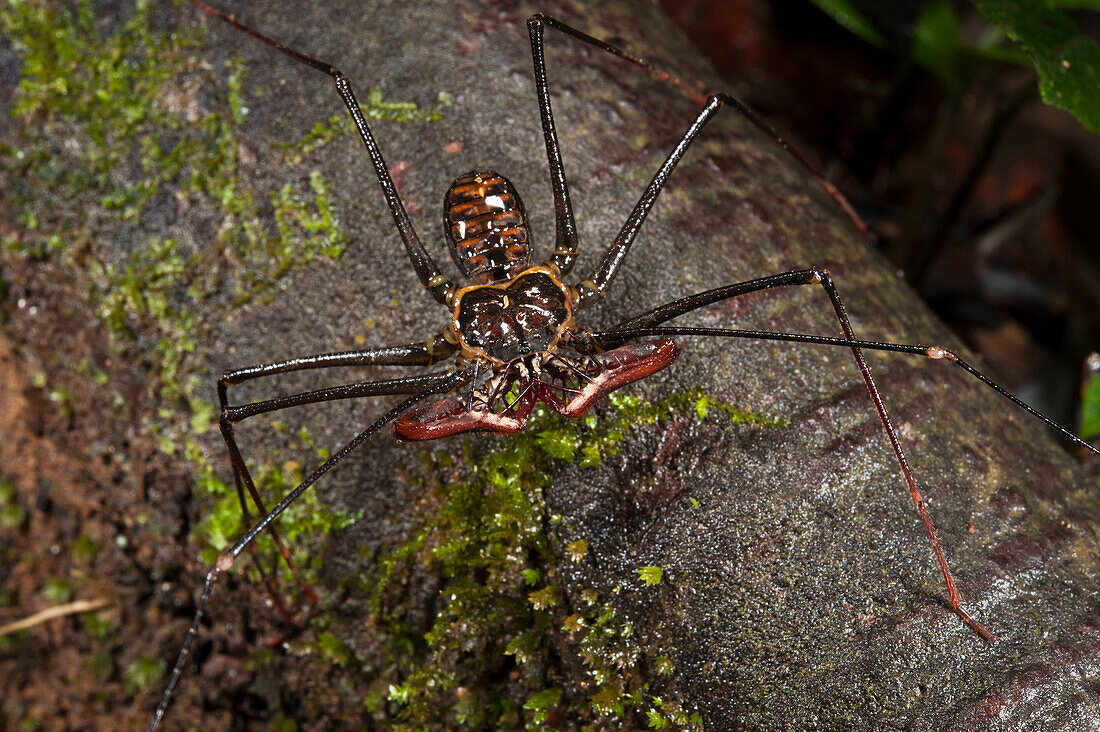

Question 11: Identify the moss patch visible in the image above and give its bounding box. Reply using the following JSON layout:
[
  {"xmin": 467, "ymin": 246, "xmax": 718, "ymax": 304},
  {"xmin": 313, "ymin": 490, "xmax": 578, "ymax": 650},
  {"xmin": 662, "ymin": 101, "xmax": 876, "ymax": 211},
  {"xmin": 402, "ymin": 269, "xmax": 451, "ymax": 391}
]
[
  {"xmin": 0, "ymin": 0, "xmax": 448, "ymax": 570},
  {"xmin": 330, "ymin": 389, "xmax": 776, "ymax": 729}
]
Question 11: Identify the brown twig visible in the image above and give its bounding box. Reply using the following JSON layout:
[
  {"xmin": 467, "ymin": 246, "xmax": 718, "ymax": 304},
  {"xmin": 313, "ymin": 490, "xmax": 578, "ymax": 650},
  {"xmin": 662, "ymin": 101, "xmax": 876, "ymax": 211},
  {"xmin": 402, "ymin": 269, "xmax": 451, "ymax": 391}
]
[{"xmin": 0, "ymin": 598, "xmax": 111, "ymax": 637}]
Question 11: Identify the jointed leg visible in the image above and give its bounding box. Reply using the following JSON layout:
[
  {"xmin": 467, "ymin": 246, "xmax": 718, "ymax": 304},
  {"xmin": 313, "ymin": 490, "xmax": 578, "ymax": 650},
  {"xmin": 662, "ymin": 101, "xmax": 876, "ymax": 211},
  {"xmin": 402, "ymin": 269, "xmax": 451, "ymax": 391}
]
[
  {"xmin": 597, "ymin": 331, "xmax": 1096, "ymax": 455},
  {"xmin": 593, "ymin": 267, "xmax": 1096, "ymax": 453},
  {"xmin": 593, "ymin": 267, "xmax": 1097, "ymax": 641},
  {"xmin": 224, "ymin": 374, "xmax": 459, "ymax": 635},
  {"xmin": 527, "ymin": 10, "xmax": 706, "ymax": 277},
  {"xmin": 525, "ymin": 16, "xmax": 580, "ymax": 276},
  {"xmin": 217, "ymin": 339, "xmax": 455, "ymax": 633},
  {"xmin": 527, "ymin": 13, "xmax": 867, "ymax": 271},
  {"xmin": 571, "ymin": 94, "xmax": 849, "ymax": 309},
  {"xmin": 217, "ymin": 334, "xmax": 455, "ymax": 405},
  {"xmin": 574, "ymin": 94, "xmax": 728, "ymax": 308},
  {"xmin": 151, "ymin": 370, "xmax": 467, "ymax": 731},
  {"xmin": 530, "ymin": 14, "xmax": 708, "ymax": 106},
  {"xmin": 188, "ymin": 1, "xmax": 456, "ymax": 304}
]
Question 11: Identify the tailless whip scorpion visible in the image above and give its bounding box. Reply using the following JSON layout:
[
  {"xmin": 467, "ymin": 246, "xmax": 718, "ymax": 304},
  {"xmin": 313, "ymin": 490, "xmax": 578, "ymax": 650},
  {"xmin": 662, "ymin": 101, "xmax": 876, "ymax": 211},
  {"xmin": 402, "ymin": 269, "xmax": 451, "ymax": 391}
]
[{"xmin": 150, "ymin": 2, "xmax": 1100, "ymax": 728}]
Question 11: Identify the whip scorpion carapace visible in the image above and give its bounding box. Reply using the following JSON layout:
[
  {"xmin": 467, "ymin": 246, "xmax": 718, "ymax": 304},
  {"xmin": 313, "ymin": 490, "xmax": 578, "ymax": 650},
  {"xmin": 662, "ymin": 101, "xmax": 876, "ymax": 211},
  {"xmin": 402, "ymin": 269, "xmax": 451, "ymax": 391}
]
[{"xmin": 151, "ymin": 2, "xmax": 1100, "ymax": 728}]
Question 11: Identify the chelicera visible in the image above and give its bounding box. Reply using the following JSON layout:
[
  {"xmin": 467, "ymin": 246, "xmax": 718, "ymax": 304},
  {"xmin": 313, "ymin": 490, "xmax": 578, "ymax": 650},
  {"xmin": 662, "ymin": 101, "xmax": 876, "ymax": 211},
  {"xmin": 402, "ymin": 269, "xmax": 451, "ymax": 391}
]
[{"xmin": 152, "ymin": 2, "xmax": 1100, "ymax": 729}]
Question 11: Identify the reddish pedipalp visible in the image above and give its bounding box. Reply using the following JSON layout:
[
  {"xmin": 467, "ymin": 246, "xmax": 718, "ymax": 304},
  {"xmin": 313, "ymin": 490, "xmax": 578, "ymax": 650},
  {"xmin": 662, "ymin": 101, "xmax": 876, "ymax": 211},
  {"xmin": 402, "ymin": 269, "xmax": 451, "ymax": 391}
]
[{"xmin": 392, "ymin": 339, "xmax": 679, "ymax": 440}]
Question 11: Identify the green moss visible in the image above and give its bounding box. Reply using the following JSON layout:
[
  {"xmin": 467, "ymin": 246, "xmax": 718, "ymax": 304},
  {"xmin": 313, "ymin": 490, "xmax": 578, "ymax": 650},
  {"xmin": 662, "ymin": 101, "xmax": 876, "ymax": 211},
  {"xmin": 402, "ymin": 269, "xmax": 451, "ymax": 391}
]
[
  {"xmin": 42, "ymin": 577, "xmax": 74, "ymax": 604},
  {"xmin": 523, "ymin": 687, "xmax": 562, "ymax": 725},
  {"xmin": 123, "ymin": 655, "xmax": 167, "ymax": 696},
  {"xmin": 315, "ymin": 631, "xmax": 354, "ymax": 667},
  {"xmin": 0, "ymin": 481, "xmax": 25, "ymax": 530},
  {"xmin": 2, "ymin": 0, "xmax": 445, "ymax": 590},
  {"xmin": 290, "ymin": 89, "xmax": 453, "ymax": 156},
  {"xmin": 82, "ymin": 611, "xmax": 113, "ymax": 642},
  {"xmin": 194, "ymin": 492, "xmax": 244, "ymax": 561},
  {"xmin": 565, "ymin": 539, "xmax": 589, "ymax": 561},
  {"xmin": 335, "ymin": 387, "xmax": 776, "ymax": 729},
  {"xmin": 237, "ymin": 169, "xmax": 348, "ymax": 304},
  {"xmin": 1, "ymin": 0, "xmax": 202, "ymax": 236},
  {"xmin": 637, "ymin": 566, "xmax": 663, "ymax": 586},
  {"xmin": 194, "ymin": 445, "xmax": 361, "ymax": 583},
  {"xmin": 72, "ymin": 534, "xmax": 98, "ymax": 563},
  {"xmin": 247, "ymin": 457, "xmax": 363, "ymax": 571}
]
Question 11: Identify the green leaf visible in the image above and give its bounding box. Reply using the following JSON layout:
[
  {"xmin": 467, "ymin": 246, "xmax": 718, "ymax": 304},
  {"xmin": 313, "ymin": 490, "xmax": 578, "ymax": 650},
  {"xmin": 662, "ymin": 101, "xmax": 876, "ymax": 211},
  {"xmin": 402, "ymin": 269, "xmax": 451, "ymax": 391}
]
[
  {"xmin": 591, "ymin": 682, "xmax": 624, "ymax": 713},
  {"xmin": 913, "ymin": 0, "xmax": 961, "ymax": 86},
  {"xmin": 387, "ymin": 683, "xmax": 415, "ymax": 704},
  {"xmin": 1081, "ymin": 371, "xmax": 1100, "ymax": 441},
  {"xmin": 527, "ymin": 585, "xmax": 561, "ymax": 610},
  {"xmin": 694, "ymin": 396, "xmax": 709, "ymax": 420},
  {"xmin": 809, "ymin": 0, "xmax": 887, "ymax": 46},
  {"xmin": 648, "ymin": 708, "xmax": 670, "ymax": 728},
  {"xmin": 972, "ymin": 0, "xmax": 1100, "ymax": 131},
  {"xmin": 654, "ymin": 656, "xmax": 675, "ymax": 676}
]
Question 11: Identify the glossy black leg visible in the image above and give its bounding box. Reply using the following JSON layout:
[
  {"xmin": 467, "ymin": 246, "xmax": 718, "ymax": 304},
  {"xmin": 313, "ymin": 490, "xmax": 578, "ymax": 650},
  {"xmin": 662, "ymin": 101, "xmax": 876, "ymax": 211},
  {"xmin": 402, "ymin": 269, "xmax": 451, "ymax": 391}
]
[
  {"xmin": 188, "ymin": 1, "xmax": 456, "ymax": 304},
  {"xmin": 596, "ymin": 268, "xmax": 1099, "ymax": 638},
  {"xmin": 525, "ymin": 15, "xmax": 580, "ymax": 276},
  {"xmin": 216, "ymin": 338, "xmax": 455, "ymax": 638},
  {"xmin": 528, "ymin": 14, "xmax": 867, "ymax": 294}
]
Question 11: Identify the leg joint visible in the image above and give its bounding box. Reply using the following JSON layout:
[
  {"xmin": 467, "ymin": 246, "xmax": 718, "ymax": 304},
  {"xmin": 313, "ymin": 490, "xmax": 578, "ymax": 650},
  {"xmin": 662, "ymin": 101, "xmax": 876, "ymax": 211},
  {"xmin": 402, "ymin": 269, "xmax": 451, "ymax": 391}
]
[
  {"xmin": 220, "ymin": 405, "xmax": 238, "ymax": 427},
  {"xmin": 925, "ymin": 346, "xmax": 958, "ymax": 362},
  {"xmin": 808, "ymin": 265, "xmax": 831, "ymax": 284}
]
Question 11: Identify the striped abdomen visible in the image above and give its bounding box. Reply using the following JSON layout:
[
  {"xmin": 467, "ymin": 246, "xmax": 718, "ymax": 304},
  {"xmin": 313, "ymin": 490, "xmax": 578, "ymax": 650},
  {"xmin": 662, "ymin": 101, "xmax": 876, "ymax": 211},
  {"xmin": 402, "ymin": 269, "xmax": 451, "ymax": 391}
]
[{"xmin": 444, "ymin": 169, "xmax": 532, "ymax": 284}]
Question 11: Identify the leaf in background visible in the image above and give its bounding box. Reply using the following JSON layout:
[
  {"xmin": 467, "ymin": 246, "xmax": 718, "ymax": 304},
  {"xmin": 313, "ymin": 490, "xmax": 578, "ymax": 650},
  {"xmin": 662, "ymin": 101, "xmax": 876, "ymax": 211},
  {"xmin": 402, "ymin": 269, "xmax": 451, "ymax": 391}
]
[
  {"xmin": 914, "ymin": 0, "xmax": 961, "ymax": 88},
  {"xmin": 1081, "ymin": 369, "xmax": 1100, "ymax": 441},
  {"xmin": 809, "ymin": 0, "xmax": 1025, "ymax": 91},
  {"xmin": 808, "ymin": 0, "xmax": 888, "ymax": 47},
  {"xmin": 972, "ymin": 0, "xmax": 1100, "ymax": 132}
]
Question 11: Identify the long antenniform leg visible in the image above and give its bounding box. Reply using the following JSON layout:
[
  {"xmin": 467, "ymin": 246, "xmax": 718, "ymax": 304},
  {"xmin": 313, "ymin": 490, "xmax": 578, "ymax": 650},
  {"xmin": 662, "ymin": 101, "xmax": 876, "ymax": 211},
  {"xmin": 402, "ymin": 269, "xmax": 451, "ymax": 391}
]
[
  {"xmin": 596, "ymin": 269, "xmax": 1097, "ymax": 455},
  {"xmin": 150, "ymin": 370, "xmax": 468, "ymax": 732},
  {"xmin": 594, "ymin": 268, "xmax": 1100, "ymax": 641},
  {"xmin": 188, "ymin": 0, "xmax": 457, "ymax": 305},
  {"xmin": 526, "ymin": 13, "xmax": 867, "ymax": 284}
]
